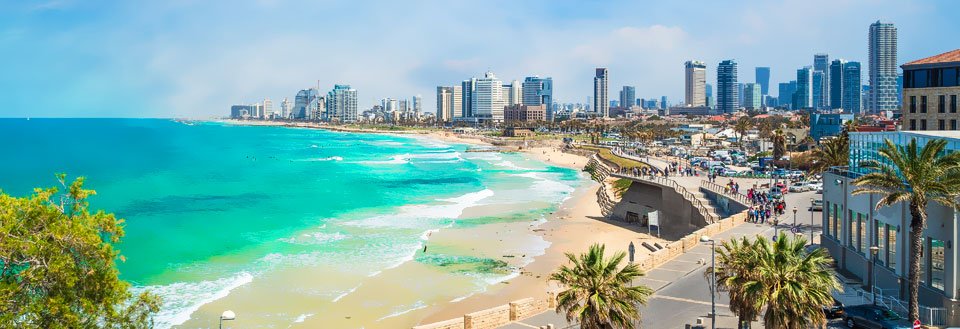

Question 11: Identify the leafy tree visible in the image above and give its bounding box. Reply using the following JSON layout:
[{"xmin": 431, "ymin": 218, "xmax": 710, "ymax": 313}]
[
  {"xmin": 853, "ymin": 138, "xmax": 960, "ymax": 323},
  {"xmin": 0, "ymin": 174, "xmax": 160, "ymax": 328},
  {"xmin": 772, "ymin": 129, "xmax": 787, "ymax": 160},
  {"xmin": 809, "ymin": 136, "xmax": 849, "ymax": 174},
  {"xmin": 709, "ymin": 233, "xmax": 839, "ymax": 329},
  {"xmin": 551, "ymin": 244, "xmax": 653, "ymax": 329}
]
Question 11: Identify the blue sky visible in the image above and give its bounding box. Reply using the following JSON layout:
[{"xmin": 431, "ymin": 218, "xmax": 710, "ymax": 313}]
[{"xmin": 0, "ymin": 0, "xmax": 957, "ymax": 118}]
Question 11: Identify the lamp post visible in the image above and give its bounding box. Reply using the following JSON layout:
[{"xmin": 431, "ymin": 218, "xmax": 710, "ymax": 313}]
[
  {"xmin": 700, "ymin": 235, "xmax": 716, "ymax": 329},
  {"xmin": 792, "ymin": 206, "xmax": 798, "ymax": 227},
  {"xmin": 809, "ymin": 198, "xmax": 815, "ymax": 244},
  {"xmin": 220, "ymin": 310, "xmax": 236, "ymax": 329},
  {"xmin": 870, "ymin": 246, "xmax": 880, "ymax": 305}
]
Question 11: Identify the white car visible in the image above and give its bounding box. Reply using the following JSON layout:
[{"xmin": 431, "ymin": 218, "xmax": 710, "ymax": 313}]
[{"xmin": 788, "ymin": 182, "xmax": 809, "ymax": 192}]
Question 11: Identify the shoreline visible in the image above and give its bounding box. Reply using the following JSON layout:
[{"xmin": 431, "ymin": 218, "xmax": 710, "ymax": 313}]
[{"xmin": 213, "ymin": 119, "xmax": 662, "ymax": 328}]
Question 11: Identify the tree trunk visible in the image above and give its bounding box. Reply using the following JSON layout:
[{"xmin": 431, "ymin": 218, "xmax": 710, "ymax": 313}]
[{"xmin": 908, "ymin": 200, "xmax": 927, "ymax": 324}]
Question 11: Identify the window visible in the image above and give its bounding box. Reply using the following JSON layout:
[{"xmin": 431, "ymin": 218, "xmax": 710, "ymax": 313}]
[
  {"xmin": 910, "ymin": 96, "xmax": 917, "ymax": 113},
  {"xmin": 930, "ymin": 238, "xmax": 945, "ymax": 291},
  {"xmin": 875, "ymin": 219, "xmax": 885, "ymax": 266},
  {"xmin": 939, "ymin": 120, "xmax": 946, "ymax": 130},
  {"xmin": 946, "ymin": 68, "xmax": 958, "ymax": 87},
  {"xmin": 859, "ymin": 214, "xmax": 868, "ymax": 253},
  {"xmin": 910, "ymin": 119, "xmax": 917, "ymax": 130},
  {"xmin": 887, "ymin": 224, "xmax": 898, "ymax": 269},
  {"xmin": 847, "ymin": 210, "xmax": 856, "ymax": 248},
  {"xmin": 921, "ymin": 96, "xmax": 927, "ymax": 113},
  {"xmin": 952, "ymin": 95, "xmax": 957, "ymax": 113},
  {"xmin": 916, "ymin": 69, "xmax": 929, "ymax": 88},
  {"xmin": 921, "ymin": 119, "xmax": 928, "ymax": 130},
  {"xmin": 952, "ymin": 120, "xmax": 957, "ymax": 130},
  {"xmin": 939, "ymin": 95, "xmax": 946, "ymax": 113}
]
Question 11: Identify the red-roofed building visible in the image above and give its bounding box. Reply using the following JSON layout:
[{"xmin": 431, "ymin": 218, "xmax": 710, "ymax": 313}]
[{"xmin": 901, "ymin": 49, "xmax": 960, "ymax": 131}]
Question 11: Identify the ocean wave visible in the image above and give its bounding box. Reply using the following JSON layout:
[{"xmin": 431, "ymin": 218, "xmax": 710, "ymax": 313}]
[
  {"xmin": 278, "ymin": 232, "xmax": 348, "ymax": 245},
  {"xmin": 292, "ymin": 313, "xmax": 313, "ymax": 324},
  {"xmin": 343, "ymin": 189, "xmax": 494, "ymax": 229},
  {"xmin": 359, "ymin": 155, "xmax": 409, "ymax": 165},
  {"xmin": 377, "ymin": 300, "xmax": 428, "ymax": 321},
  {"xmin": 449, "ymin": 292, "xmax": 475, "ymax": 303},
  {"xmin": 495, "ymin": 160, "xmax": 533, "ymax": 170},
  {"xmin": 133, "ymin": 272, "xmax": 254, "ymax": 329},
  {"xmin": 294, "ymin": 156, "xmax": 343, "ymax": 162},
  {"xmin": 511, "ymin": 172, "xmax": 576, "ymax": 198},
  {"xmin": 332, "ymin": 284, "xmax": 361, "ymax": 302}
]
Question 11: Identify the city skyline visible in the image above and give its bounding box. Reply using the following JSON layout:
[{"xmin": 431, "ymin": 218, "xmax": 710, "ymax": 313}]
[{"xmin": 1, "ymin": 0, "xmax": 958, "ymax": 117}]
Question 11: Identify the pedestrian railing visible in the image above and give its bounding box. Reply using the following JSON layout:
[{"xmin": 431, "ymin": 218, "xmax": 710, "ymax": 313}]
[
  {"xmin": 836, "ymin": 284, "xmax": 947, "ymax": 326},
  {"xmin": 699, "ymin": 180, "xmax": 751, "ymax": 206}
]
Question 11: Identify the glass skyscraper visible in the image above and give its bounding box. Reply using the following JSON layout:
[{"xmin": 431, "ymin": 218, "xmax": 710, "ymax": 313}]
[
  {"xmin": 522, "ymin": 76, "xmax": 553, "ymax": 120},
  {"xmin": 795, "ymin": 67, "xmax": 813, "ymax": 109},
  {"xmin": 869, "ymin": 21, "xmax": 898, "ymax": 113},
  {"xmin": 755, "ymin": 67, "xmax": 770, "ymax": 96},
  {"xmin": 814, "ymin": 53, "xmax": 830, "ymax": 109},
  {"xmin": 842, "ymin": 62, "xmax": 862, "ymax": 113},
  {"xmin": 717, "ymin": 60, "xmax": 739, "ymax": 113}
]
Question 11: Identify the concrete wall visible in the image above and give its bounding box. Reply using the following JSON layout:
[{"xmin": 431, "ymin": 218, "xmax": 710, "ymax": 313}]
[
  {"xmin": 611, "ymin": 180, "xmax": 704, "ymax": 238},
  {"xmin": 414, "ymin": 294, "xmax": 556, "ymax": 329},
  {"xmin": 699, "ymin": 187, "xmax": 749, "ymax": 216}
]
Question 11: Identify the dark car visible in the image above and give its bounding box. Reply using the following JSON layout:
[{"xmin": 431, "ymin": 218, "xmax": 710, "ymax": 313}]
[
  {"xmin": 823, "ymin": 296, "xmax": 844, "ymax": 318},
  {"xmin": 842, "ymin": 304, "xmax": 913, "ymax": 329}
]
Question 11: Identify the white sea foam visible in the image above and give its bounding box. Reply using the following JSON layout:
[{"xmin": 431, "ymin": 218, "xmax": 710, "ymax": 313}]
[
  {"xmin": 134, "ymin": 272, "xmax": 254, "ymax": 329},
  {"xmin": 449, "ymin": 292, "xmax": 475, "ymax": 303},
  {"xmin": 295, "ymin": 156, "xmax": 343, "ymax": 162},
  {"xmin": 343, "ymin": 189, "xmax": 494, "ymax": 229},
  {"xmin": 360, "ymin": 155, "xmax": 410, "ymax": 165},
  {"xmin": 495, "ymin": 160, "xmax": 533, "ymax": 170},
  {"xmin": 377, "ymin": 300, "xmax": 428, "ymax": 321},
  {"xmin": 292, "ymin": 313, "xmax": 313, "ymax": 323},
  {"xmin": 511, "ymin": 172, "xmax": 576, "ymax": 198},
  {"xmin": 278, "ymin": 232, "xmax": 348, "ymax": 245},
  {"xmin": 332, "ymin": 284, "xmax": 361, "ymax": 302}
]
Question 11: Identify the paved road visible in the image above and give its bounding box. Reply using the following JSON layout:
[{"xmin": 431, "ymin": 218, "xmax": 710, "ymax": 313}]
[{"xmin": 505, "ymin": 185, "xmax": 825, "ymax": 328}]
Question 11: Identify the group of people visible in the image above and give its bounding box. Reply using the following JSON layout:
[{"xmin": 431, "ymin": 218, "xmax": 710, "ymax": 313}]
[
  {"xmin": 744, "ymin": 186, "xmax": 788, "ymax": 224},
  {"xmin": 665, "ymin": 160, "xmax": 697, "ymax": 177}
]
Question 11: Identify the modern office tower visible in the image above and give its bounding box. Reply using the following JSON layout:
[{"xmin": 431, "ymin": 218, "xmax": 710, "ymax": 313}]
[
  {"xmin": 829, "ymin": 59, "xmax": 847, "ymax": 109},
  {"xmin": 472, "ymin": 71, "xmax": 505, "ymax": 122},
  {"xmin": 795, "ymin": 67, "xmax": 814, "ymax": 109},
  {"xmin": 778, "ymin": 81, "xmax": 798, "ymax": 110},
  {"xmin": 461, "ymin": 78, "xmax": 476, "ymax": 117},
  {"xmin": 717, "ymin": 60, "xmax": 739, "ymax": 113},
  {"xmin": 280, "ymin": 97, "xmax": 291, "ymax": 119},
  {"xmin": 509, "ymin": 81, "xmax": 522, "ymax": 106},
  {"xmin": 660, "ymin": 96, "xmax": 668, "ymax": 109},
  {"xmin": 901, "ymin": 49, "xmax": 960, "ymax": 131},
  {"xmin": 737, "ymin": 83, "xmax": 745, "ymax": 106},
  {"xmin": 412, "ymin": 95, "xmax": 422, "ymax": 113},
  {"xmin": 897, "ymin": 73, "xmax": 904, "ymax": 106},
  {"xmin": 742, "ymin": 83, "xmax": 762, "ymax": 110},
  {"xmin": 814, "ymin": 53, "xmax": 830, "ymax": 109},
  {"xmin": 684, "ymin": 61, "xmax": 707, "ymax": 107},
  {"xmin": 842, "ymin": 62, "xmax": 862, "ymax": 113},
  {"xmin": 620, "ymin": 86, "xmax": 636, "ymax": 109},
  {"xmin": 451, "ymin": 85, "xmax": 463, "ymax": 118},
  {"xmin": 325, "ymin": 84, "xmax": 358, "ymax": 122},
  {"xmin": 436, "ymin": 86, "xmax": 453, "ymax": 122},
  {"xmin": 398, "ymin": 99, "xmax": 408, "ymax": 113},
  {"xmin": 294, "ymin": 88, "xmax": 321, "ymax": 119},
  {"xmin": 813, "ymin": 71, "xmax": 825, "ymax": 110},
  {"xmin": 755, "ymin": 67, "xmax": 770, "ymax": 96},
  {"xmin": 593, "ymin": 68, "xmax": 609, "ymax": 117},
  {"xmin": 705, "ymin": 83, "xmax": 714, "ymax": 108},
  {"xmin": 385, "ymin": 98, "xmax": 398, "ymax": 113},
  {"xmin": 869, "ymin": 21, "xmax": 898, "ymax": 113},
  {"xmin": 521, "ymin": 76, "xmax": 553, "ymax": 120}
]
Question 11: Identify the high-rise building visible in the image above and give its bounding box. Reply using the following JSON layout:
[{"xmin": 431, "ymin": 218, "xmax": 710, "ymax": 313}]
[
  {"xmin": 901, "ymin": 49, "xmax": 960, "ymax": 131},
  {"xmin": 829, "ymin": 59, "xmax": 847, "ymax": 110},
  {"xmin": 451, "ymin": 86, "xmax": 463, "ymax": 118},
  {"xmin": 436, "ymin": 86, "xmax": 453, "ymax": 122},
  {"xmin": 842, "ymin": 62, "xmax": 862, "ymax": 113},
  {"xmin": 660, "ymin": 96, "xmax": 668, "ymax": 109},
  {"xmin": 743, "ymin": 83, "xmax": 762, "ymax": 110},
  {"xmin": 412, "ymin": 95, "xmax": 422, "ymax": 113},
  {"xmin": 280, "ymin": 97, "xmax": 291, "ymax": 119},
  {"xmin": 509, "ymin": 81, "xmax": 522, "ymax": 106},
  {"xmin": 294, "ymin": 88, "xmax": 321, "ymax": 119},
  {"xmin": 472, "ymin": 71, "xmax": 505, "ymax": 122},
  {"xmin": 737, "ymin": 83, "xmax": 745, "ymax": 106},
  {"xmin": 755, "ymin": 67, "xmax": 770, "ymax": 96},
  {"xmin": 262, "ymin": 98, "xmax": 273, "ymax": 118},
  {"xmin": 461, "ymin": 78, "xmax": 476, "ymax": 117},
  {"xmin": 717, "ymin": 60, "xmax": 739, "ymax": 113},
  {"xmin": 620, "ymin": 86, "xmax": 636, "ymax": 110},
  {"xmin": 869, "ymin": 21, "xmax": 898, "ymax": 113},
  {"xmin": 795, "ymin": 67, "xmax": 814, "ymax": 109},
  {"xmin": 521, "ymin": 76, "xmax": 553, "ymax": 120},
  {"xmin": 593, "ymin": 68, "xmax": 609, "ymax": 117},
  {"xmin": 814, "ymin": 53, "xmax": 830, "ymax": 109},
  {"xmin": 384, "ymin": 98, "xmax": 399, "ymax": 112},
  {"xmin": 685, "ymin": 60, "xmax": 707, "ymax": 107},
  {"xmin": 325, "ymin": 84, "xmax": 358, "ymax": 122},
  {"xmin": 705, "ymin": 83, "xmax": 714, "ymax": 108},
  {"xmin": 778, "ymin": 81, "xmax": 798, "ymax": 110}
]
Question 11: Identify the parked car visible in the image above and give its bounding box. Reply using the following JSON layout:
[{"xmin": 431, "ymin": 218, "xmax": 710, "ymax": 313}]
[
  {"xmin": 789, "ymin": 182, "xmax": 809, "ymax": 192},
  {"xmin": 842, "ymin": 304, "xmax": 913, "ymax": 329},
  {"xmin": 810, "ymin": 199, "xmax": 823, "ymax": 211},
  {"xmin": 822, "ymin": 296, "xmax": 844, "ymax": 319}
]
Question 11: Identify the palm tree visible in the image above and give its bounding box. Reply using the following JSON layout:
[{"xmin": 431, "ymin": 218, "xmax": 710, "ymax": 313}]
[
  {"xmin": 734, "ymin": 117, "xmax": 753, "ymax": 151},
  {"xmin": 852, "ymin": 138, "xmax": 960, "ymax": 323},
  {"xmin": 711, "ymin": 233, "xmax": 839, "ymax": 329},
  {"xmin": 772, "ymin": 129, "xmax": 787, "ymax": 161},
  {"xmin": 551, "ymin": 244, "xmax": 653, "ymax": 329},
  {"xmin": 709, "ymin": 237, "xmax": 762, "ymax": 329},
  {"xmin": 809, "ymin": 137, "xmax": 849, "ymax": 174}
]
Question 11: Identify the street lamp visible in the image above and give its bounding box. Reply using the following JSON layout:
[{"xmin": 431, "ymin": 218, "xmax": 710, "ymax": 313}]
[
  {"xmin": 792, "ymin": 206, "xmax": 798, "ymax": 227},
  {"xmin": 809, "ymin": 198, "xmax": 815, "ymax": 244},
  {"xmin": 700, "ymin": 235, "xmax": 717, "ymax": 329},
  {"xmin": 870, "ymin": 246, "xmax": 880, "ymax": 305},
  {"xmin": 220, "ymin": 310, "xmax": 236, "ymax": 329}
]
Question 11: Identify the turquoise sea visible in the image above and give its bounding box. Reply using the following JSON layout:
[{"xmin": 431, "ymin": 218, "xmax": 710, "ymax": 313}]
[{"xmin": 0, "ymin": 119, "xmax": 583, "ymax": 327}]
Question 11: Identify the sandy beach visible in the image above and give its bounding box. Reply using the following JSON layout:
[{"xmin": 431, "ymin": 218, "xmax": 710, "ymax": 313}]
[{"xmin": 212, "ymin": 119, "xmax": 662, "ymax": 328}]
